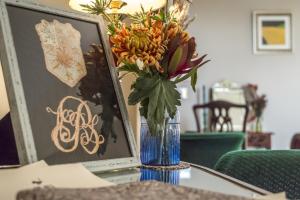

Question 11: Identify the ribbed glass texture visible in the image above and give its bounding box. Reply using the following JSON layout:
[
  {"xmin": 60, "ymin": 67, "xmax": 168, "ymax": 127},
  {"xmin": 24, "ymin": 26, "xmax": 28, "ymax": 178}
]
[
  {"xmin": 140, "ymin": 113, "xmax": 180, "ymax": 166},
  {"xmin": 140, "ymin": 168, "xmax": 180, "ymax": 185}
]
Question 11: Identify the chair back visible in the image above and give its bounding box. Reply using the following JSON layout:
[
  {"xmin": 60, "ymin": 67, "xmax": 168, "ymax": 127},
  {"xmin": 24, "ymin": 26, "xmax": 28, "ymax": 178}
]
[
  {"xmin": 181, "ymin": 132, "xmax": 244, "ymax": 168},
  {"xmin": 193, "ymin": 100, "xmax": 249, "ymax": 132}
]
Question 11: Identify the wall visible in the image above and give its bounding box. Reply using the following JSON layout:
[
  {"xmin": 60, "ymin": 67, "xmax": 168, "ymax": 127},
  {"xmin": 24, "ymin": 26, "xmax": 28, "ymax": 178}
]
[
  {"xmin": 0, "ymin": 62, "xmax": 9, "ymax": 119},
  {"xmin": 179, "ymin": 0, "xmax": 300, "ymax": 149}
]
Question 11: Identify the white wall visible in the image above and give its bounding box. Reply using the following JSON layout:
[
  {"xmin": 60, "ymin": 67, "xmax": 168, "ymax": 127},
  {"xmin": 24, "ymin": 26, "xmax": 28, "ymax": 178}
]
[
  {"xmin": 179, "ymin": 0, "xmax": 300, "ymax": 149},
  {"xmin": 0, "ymin": 62, "xmax": 9, "ymax": 120}
]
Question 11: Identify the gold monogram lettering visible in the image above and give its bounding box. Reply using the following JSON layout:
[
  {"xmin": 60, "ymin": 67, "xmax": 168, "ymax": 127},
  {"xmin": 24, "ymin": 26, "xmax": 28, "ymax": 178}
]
[{"xmin": 46, "ymin": 96, "xmax": 104, "ymax": 155}]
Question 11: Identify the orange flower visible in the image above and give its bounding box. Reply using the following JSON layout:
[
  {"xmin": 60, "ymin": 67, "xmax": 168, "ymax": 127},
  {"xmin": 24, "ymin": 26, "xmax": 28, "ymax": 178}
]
[
  {"xmin": 110, "ymin": 20, "xmax": 167, "ymax": 72},
  {"xmin": 167, "ymin": 21, "xmax": 190, "ymax": 44}
]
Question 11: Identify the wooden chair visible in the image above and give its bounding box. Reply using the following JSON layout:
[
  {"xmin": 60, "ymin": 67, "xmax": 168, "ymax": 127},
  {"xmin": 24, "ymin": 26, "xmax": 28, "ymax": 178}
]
[
  {"xmin": 193, "ymin": 100, "xmax": 249, "ymax": 133},
  {"xmin": 180, "ymin": 100, "xmax": 249, "ymax": 168}
]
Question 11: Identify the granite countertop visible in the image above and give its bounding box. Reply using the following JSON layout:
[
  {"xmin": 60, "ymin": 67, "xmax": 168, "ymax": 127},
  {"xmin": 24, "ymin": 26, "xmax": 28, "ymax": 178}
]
[{"xmin": 17, "ymin": 181, "xmax": 255, "ymax": 200}]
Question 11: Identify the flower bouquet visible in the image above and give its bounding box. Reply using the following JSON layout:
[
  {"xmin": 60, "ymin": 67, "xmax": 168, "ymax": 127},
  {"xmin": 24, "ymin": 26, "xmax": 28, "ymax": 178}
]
[
  {"xmin": 243, "ymin": 84, "xmax": 267, "ymax": 132},
  {"xmin": 83, "ymin": 0, "xmax": 210, "ymax": 165}
]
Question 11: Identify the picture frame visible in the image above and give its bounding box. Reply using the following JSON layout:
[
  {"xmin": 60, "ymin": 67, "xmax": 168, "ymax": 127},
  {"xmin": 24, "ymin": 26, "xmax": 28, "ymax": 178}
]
[
  {"xmin": 253, "ymin": 11, "xmax": 293, "ymax": 54},
  {"xmin": 0, "ymin": 0, "xmax": 140, "ymax": 172}
]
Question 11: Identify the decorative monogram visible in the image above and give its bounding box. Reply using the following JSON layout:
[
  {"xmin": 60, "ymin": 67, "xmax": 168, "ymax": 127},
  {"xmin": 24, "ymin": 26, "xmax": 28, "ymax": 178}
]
[{"xmin": 47, "ymin": 96, "xmax": 104, "ymax": 155}]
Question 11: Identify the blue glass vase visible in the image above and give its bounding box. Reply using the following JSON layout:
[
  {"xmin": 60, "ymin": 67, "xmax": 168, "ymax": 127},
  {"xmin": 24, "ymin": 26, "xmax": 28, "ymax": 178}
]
[{"xmin": 140, "ymin": 112, "xmax": 180, "ymax": 166}]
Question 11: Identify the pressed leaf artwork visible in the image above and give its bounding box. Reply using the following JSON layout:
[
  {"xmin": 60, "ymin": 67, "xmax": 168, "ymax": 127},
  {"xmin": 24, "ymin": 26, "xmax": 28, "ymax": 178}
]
[
  {"xmin": 35, "ymin": 20, "xmax": 87, "ymax": 87},
  {"xmin": 0, "ymin": 2, "xmax": 137, "ymax": 170},
  {"xmin": 46, "ymin": 96, "xmax": 105, "ymax": 155}
]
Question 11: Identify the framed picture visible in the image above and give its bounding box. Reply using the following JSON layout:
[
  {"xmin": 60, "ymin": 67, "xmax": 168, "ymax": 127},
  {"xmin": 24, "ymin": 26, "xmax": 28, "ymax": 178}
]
[
  {"xmin": 0, "ymin": 0, "xmax": 140, "ymax": 172},
  {"xmin": 253, "ymin": 11, "xmax": 292, "ymax": 54}
]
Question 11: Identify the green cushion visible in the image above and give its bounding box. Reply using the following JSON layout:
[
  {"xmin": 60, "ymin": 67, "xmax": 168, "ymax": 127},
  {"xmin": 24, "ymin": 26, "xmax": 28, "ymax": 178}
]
[
  {"xmin": 182, "ymin": 131, "xmax": 245, "ymax": 140},
  {"xmin": 180, "ymin": 132, "xmax": 245, "ymax": 168},
  {"xmin": 214, "ymin": 150, "xmax": 300, "ymax": 199}
]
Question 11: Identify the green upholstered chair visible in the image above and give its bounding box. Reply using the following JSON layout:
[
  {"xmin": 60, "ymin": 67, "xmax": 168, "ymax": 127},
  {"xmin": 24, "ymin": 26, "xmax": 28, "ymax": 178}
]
[
  {"xmin": 180, "ymin": 132, "xmax": 244, "ymax": 168},
  {"xmin": 214, "ymin": 150, "xmax": 300, "ymax": 199}
]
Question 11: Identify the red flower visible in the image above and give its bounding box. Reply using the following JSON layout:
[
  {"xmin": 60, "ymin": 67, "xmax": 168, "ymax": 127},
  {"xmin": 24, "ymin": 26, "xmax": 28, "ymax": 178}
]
[{"xmin": 167, "ymin": 36, "xmax": 209, "ymax": 79}]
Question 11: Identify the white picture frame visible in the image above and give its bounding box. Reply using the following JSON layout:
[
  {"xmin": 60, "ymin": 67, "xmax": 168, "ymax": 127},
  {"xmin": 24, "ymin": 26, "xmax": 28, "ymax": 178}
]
[
  {"xmin": 253, "ymin": 11, "xmax": 293, "ymax": 54},
  {"xmin": 0, "ymin": 0, "xmax": 140, "ymax": 172}
]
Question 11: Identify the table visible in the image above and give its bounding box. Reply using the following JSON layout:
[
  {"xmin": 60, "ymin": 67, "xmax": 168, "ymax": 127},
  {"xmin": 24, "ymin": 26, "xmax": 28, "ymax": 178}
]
[
  {"xmin": 96, "ymin": 164, "xmax": 271, "ymax": 199},
  {"xmin": 247, "ymin": 132, "xmax": 273, "ymax": 149}
]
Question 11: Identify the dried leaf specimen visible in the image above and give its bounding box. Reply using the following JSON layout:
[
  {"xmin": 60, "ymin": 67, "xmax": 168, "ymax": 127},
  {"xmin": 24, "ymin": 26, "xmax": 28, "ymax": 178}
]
[{"xmin": 36, "ymin": 20, "xmax": 87, "ymax": 87}]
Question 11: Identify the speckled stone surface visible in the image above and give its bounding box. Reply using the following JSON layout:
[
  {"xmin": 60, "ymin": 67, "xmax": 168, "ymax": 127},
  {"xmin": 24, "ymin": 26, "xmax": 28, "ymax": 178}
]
[
  {"xmin": 17, "ymin": 181, "xmax": 255, "ymax": 200},
  {"xmin": 140, "ymin": 162, "xmax": 190, "ymax": 171}
]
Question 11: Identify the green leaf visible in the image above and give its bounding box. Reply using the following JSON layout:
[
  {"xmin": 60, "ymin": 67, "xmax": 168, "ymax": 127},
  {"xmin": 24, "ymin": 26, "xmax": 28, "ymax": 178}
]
[
  {"xmin": 161, "ymin": 80, "xmax": 181, "ymax": 118},
  {"xmin": 160, "ymin": 10, "xmax": 166, "ymax": 22},
  {"xmin": 141, "ymin": 5, "xmax": 145, "ymax": 13},
  {"xmin": 174, "ymin": 67, "xmax": 197, "ymax": 85},
  {"xmin": 128, "ymin": 75, "xmax": 160, "ymax": 105},
  {"xmin": 128, "ymin": 75, "xmax": 181, "ymax": 134},
  {"xmin": 80, "ymin": 0, "xmax": 112, "ymax": 16},
  {"xmin": 191, "ymin": 71, "xmax": 198, "ymax": 92},
  {"xmin": 118, "ymin": 63, "xmax": 141, "ymax": 74},
  {"xmin": 168, "ymin": 46, "xmax": 183, "ymax": 73},
  {"xmin": 107, "ymin": 23, "xmax": 116, "ymax": 35},
  {"xmin": 139, "ymin": 98, "xmax": 149, "ymax": 117},
  {"xmin": 151, "ymin": 16, "xmax": 163, "ymax": 22},
  {"xmin": 174, "ymin": 59, "xmax": 210, "ymax": 84},
  {"xmin": 128, "ymin": 5, "xmax": 148, "ymax": 25},
  {"xmin": 147, "ymin": 82, "xmax": 163, "ymax": 126}
]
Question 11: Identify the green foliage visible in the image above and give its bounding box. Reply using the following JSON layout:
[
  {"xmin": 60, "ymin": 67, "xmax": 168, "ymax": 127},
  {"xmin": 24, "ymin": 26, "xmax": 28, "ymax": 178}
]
[
  {"xmin": 174, "ymin": 58, "xmax": 210, "ymax": 91},
  {"xmin": 81, "ymin": 0, "xmax": 111, "ymax": 15},
  {"xmin": 128, "ymin": 74, "xmax": 181, "ymax": 135},
  {"xmin": 81, "ymin": 0, "xmax": 127, "ymax": 25},
  {"xmin": 191, "ymin": 70, "xmax": 197, "ymax": 92},
  {"xmin": 129, "ymin": 6, "xmax": 148, "ymax": 25},
  {"xmin": 151, "ymin": 10, "xmax": 167, "ymax": 23},
  {"xmin": 118, "ymin": 62, "xmax": 141, "ymax": 74},
  {"xmin": 107, "ymin": 23, "xmax": 116, "ymax": 35},
  {"xmin": 117, "ymin": 62, "xmax": 147, "ymax": 79},
  {"xmin": 81, "ymin": 0, "xmax": 211, "ymax": 134}
]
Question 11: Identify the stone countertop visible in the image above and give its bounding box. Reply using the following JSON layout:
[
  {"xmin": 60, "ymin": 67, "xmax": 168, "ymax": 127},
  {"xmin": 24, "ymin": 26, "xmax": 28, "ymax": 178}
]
[{"xmin": 17, "ymin": 181, "xmax": 255, "ymax": 200}]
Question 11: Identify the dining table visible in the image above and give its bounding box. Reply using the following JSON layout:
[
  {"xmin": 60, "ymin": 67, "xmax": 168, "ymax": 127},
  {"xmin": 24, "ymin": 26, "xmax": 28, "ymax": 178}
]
[{"xmin": 96, "ymin": 163, "xmax": 272, "ymax": 199}]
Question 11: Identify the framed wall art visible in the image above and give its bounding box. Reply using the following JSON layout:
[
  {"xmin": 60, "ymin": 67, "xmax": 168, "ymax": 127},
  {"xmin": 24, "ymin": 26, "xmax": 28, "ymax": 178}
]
[
  {"xmin": 253, "ymin": 11, "xmax": 293, "ymax": 54},
  {"xmin": 0, "ymin": 0, "xmax": 140, "ymax": 172}
]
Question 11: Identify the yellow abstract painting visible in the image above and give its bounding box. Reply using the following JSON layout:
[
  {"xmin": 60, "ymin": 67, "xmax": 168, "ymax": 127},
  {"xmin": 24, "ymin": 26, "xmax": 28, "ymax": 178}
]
[{"xmin": 262, "ymin": 21, "xmax": 285, "ymax": 45}]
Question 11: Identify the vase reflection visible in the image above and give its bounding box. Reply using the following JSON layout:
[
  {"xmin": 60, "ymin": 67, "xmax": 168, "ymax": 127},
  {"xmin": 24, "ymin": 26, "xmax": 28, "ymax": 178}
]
[{"xmin": 140, "ymin": 168, "xmax": 180, "ymax": 185}]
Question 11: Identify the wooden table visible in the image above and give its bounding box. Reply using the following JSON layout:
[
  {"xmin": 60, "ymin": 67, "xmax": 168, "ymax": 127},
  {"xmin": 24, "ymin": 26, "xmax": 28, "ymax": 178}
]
[{"xmin": 246, "ymin": 132, "xmax": 273, "ymax": 149}]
